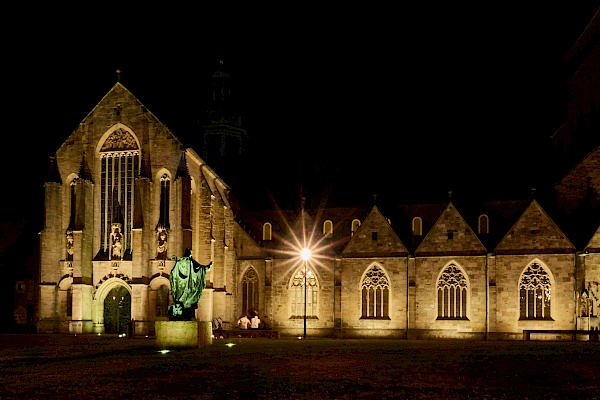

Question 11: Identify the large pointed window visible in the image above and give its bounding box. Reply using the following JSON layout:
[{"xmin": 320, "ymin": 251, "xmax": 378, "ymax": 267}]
[
  {"xmin": 99, "ymin": 127, "xmax": 140, "ymax": 257},
  {"xmin": 290, "ymin": 266, "xmax": 318, "ymax": 319},
  {"xmin": 519, "ymin": 262, "xmax": 552, "ymax": 320},
  {"xmin": 69, "ymin": 179, "xmax": 77, "ymax": 229},
  {"xmin": 158, "ymin": 173, "xmax": 171, "ymax": 228},
  {"xmin": 242, "ymin": 267, "xmax": 259, "ymax": 314},
  {"xmin": 437, "ymin": 263, "xmax": 468, "ymax": 320},
  {"xmin": 361, "ymin": 264, "xmax": 390, "ymax": 319}
]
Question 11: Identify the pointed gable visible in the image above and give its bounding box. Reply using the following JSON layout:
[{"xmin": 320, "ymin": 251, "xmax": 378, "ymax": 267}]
[
  {"xmin": 286, "ymin": 209, "xmax": 316, "ymax": 248},
  {"xmin": 415, "ymin": 202, "xmax": 486, "ymax": 257},
  {"xmin": 234, "ymin": 221, "xmax": 269, "ymax": 259},
  {"xmin": 495, "ymin": 200, "xmax": 575, "ymax": 254},
  {"xmin": 342, "ymin": 205, "xmax": 408, "ymax": 258},
  {"xmin": 585, "ymin": 226, "xmax": 600, "ymax": 252},
  {"xmin": 55, "ymin": 82, "xmax": 185, "ymax": 188}
]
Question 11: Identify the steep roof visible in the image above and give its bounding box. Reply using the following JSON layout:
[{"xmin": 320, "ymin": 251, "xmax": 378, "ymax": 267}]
[
  {"xmin": 342, "ymin": 205, "xmax": 408, "ymax": 258},
  {"xmin": 495, "ymin": 199, "xmax": 575, "ymax": 254},
  {"xmin": 415, "ymin": 202, "xmax": 487, "ymax": 257}
]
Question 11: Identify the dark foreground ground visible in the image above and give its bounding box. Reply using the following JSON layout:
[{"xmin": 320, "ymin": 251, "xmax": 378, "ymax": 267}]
[{"xmin": 0, "ymin": 334, "xmax": 598, "ymax": 399}]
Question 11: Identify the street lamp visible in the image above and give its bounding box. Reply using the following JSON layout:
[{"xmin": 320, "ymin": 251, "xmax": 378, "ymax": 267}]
[{"xmin": 301, "ymin": 247, "xmax": 312, "ymax": 339}]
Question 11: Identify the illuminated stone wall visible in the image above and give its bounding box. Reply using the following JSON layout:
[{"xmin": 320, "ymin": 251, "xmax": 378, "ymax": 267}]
[{"xmin": 38, "ymin": 83, "xmax": 235, "ymax": 335}]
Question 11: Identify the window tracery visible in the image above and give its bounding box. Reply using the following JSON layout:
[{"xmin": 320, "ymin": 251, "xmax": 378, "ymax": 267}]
[
  {"xmin": 99, "ymin": 129, "xmax": 139, "ymax": 257},
  {"xmin": 361, "ymin": 265, "xmax": 390, "ymax": 318},
  {"xmin": 437, "ymin": 264, "xmax": 468, "ymax": 319},
  {"xmin": 290, "ymin": 266, "xmax": 318, "ymax": 318},
  {"xmin": 519, "ymin": 262, "xmax": 552, "ymax": 320},
  {"xmin": 242, "ymin": 267, "xmax": 259, "ymax": 314}
]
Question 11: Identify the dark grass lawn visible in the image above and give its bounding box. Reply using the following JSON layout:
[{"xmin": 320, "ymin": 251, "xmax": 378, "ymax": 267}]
[{"xmin": 0, "ymin": 334, "xmax": 598, "ymax": 399}]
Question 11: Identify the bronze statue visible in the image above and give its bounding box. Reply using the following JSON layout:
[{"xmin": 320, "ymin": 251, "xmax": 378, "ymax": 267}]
[{"xmin": 168, "ymin": 248, "xmax": 212, "ymax": 321}]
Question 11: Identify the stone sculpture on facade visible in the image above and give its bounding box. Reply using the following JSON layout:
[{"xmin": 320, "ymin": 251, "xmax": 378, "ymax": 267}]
[
  {"xmin": 110, "ymin": 225, "xmax": 123, "ymax": 260},
  {"xmin": 156, "ymin": 226, "xmax": 168, "ymax": 260},
  {"xmin": 168, "ymin": 248, "xmax": 212, "ymax": 321}
]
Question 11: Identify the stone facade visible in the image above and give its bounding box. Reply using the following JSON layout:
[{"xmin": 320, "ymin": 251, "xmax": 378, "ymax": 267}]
[
  {"xmin": 38, "ymin": 84, "xmax": 235, "ymax": 335},
  {"xmin": 36, "ymin": 81, "xmax": 600, "ymax": 339},
  {"xmin": 37, "ymin": 12, "xmax": 600, "ymax": 339}
]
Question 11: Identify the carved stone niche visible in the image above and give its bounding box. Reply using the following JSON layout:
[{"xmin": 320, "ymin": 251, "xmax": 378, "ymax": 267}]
[
  {"xmin": 156, "ymin": 225, "xmax": 169, "ymax": 260},
  {"xmin": 110, "ymin": 223, "xmax": 123, "ymax": 261},
  {"xmin": 66, "ymin": 230, "xmax": 74, "ymax": 261}
]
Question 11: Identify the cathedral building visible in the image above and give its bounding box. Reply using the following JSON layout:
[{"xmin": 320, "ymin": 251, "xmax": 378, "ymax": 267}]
[{"xmin": 37, "ymin": 10, "xmax": 599, "ymax": 339}]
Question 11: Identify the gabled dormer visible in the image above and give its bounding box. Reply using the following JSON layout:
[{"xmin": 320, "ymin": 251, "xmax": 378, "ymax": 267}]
[
  {"xmin": 342, "ymin": 205, "xmax": 408, "ymax": 258},
  {"xmin": 415, "ymin": 202, "xmax": 486, "ymax": 257},
  {"xmin": 495, "ymin": 199, "xmax": 575, "ymax": 255}
]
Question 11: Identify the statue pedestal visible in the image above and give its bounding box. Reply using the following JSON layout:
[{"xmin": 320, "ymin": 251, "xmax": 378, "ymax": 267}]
[
  {"xmin": 155, "ymin": 320, "xmax": 212, "ymax": 349},
  {"xmin": 155, "ymin": 321, "xmax": 197, "ymax": 349},
  {"xmin": 197, "ymin": 321, "xmax": 213, "ymax": 347}
]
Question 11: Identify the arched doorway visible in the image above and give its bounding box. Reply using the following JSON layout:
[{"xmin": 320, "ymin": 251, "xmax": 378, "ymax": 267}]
[{"xmin": 103, "ymin": 286, "xmax": 131, "ymax": 334}]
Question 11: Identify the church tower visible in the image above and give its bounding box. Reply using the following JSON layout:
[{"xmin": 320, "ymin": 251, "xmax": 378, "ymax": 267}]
[{"xmin": 200, "ymin": 59, "xmax": 248, "ymax": 186}]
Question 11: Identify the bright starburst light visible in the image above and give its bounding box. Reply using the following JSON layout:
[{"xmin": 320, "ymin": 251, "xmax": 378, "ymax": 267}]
[
  {"xmin": 264, "ymin": 183, "xmax": 349, "ymax": 276},
  {"xmin": 301, "ymin": 247, "xmax": 311, "ymax": 261}
]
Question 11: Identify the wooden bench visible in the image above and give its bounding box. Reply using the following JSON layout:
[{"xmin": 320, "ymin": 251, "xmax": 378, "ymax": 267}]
[
  {"xmin": 523, "ymin": 329, "xmax": 599, "ymax": 341},
  {"xmin": 213, "ymin": 329, "xmax": 279, "ymax": 339}
]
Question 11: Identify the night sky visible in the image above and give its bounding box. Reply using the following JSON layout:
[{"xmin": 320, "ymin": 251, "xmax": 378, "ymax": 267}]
[{"xmin": 5, "ymin": 3, "xmax": 600, "ymax": 218}]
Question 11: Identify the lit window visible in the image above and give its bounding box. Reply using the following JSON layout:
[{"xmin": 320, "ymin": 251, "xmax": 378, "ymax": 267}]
[
  {"xmin": 437, "ymin": 264, "xmax": 468, "ymax": 320},
  {"xmin": 412, "ymin": 217, "xmax": 422, "ymax": 236},
  {"xmin": 351, "ymin": 219, "xmax": 361, "ymax": 237},
  {"xmin": 361, "ymin": 265, "xmax": 389, "ymax": 318},
  {"xmin": 323, "ymin": 220, "xmax": 333, "ymax": 238},
  {"xmin": 290, "ymin": 266, "xmax": 318, "ymax": 319},
  {"xmin": 263, "ymin": 222, "xmax": 272, "ymax": 241},
  {"xmin": 519, "ymin": 262, "xmax": 552, "ymax": 320},
  {"xmin": 242, "ymin": 267, "xmax": 260, "ymax": 314},
  {"xmin": 100, "ymin": 127, "xmax": 140, "ymax": 257}
]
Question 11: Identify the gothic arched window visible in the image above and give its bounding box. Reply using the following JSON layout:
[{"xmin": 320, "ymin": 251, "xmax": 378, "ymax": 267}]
[
  {"xmin": 361, "ymin": 265, "xmax": 390, "ymax": 318},
  {"xmin": 437, "ymin": 264, "xmax": 468, "ymax": 320},
  {"xmin": 242, "ymin": 267, "xmax": 259, "ymax": 314},
  {"xmin": 158, "ymin": 173, "xmax": 171, "ymax": 228},
  {"xmin": 69, "ymin": 179, "xmax": 76, "ymax": 229},
  {"xmin": 99, "ymin": 127, "xmax": 140, "ymax": 256},
  {"xmin": 519, "ymin": 262, "xmax": 552, "ymax": 320},
  {"xmin": 290, "ymin": 266, "xmax": 318, "ymax": 318}
]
